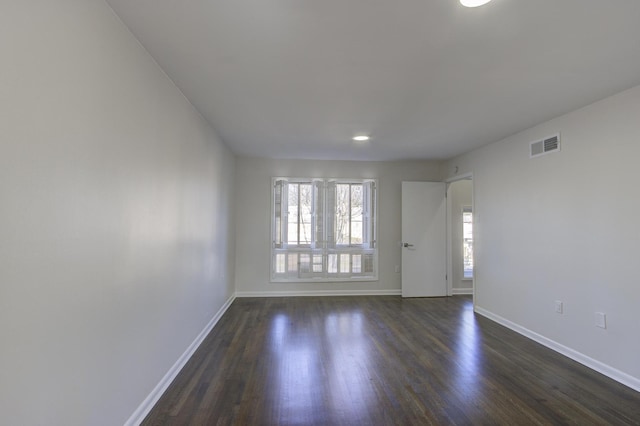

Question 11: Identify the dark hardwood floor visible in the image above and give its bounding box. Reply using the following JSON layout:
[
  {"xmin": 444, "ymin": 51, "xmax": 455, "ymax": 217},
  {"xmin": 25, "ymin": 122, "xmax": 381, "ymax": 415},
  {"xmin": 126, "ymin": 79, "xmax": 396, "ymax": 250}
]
[{"xmin": 142, "ymin": 296, "xmax": 640, "ymax": 425}]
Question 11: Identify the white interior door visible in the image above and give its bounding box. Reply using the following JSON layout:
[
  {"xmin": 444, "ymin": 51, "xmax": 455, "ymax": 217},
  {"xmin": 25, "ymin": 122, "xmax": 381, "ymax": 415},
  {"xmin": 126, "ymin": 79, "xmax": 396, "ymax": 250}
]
[{"xmin": 401, "ymin": 181, "xmax": 447, "ymax": 297}]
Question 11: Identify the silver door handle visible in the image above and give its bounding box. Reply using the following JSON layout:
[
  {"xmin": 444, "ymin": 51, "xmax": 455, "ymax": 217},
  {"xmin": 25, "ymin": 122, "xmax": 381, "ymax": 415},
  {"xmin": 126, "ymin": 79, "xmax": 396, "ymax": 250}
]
[{"xmin": 403, "ymin": 243, "xmax": 414, "ymax": 248}]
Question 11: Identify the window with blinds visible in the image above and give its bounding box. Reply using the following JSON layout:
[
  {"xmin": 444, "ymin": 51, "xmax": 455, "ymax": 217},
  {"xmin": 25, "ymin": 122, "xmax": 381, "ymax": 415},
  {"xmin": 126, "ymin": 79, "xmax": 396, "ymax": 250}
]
[{"xmin": 271, "ymin": 178, "xmax": 377, "ymax": 281}]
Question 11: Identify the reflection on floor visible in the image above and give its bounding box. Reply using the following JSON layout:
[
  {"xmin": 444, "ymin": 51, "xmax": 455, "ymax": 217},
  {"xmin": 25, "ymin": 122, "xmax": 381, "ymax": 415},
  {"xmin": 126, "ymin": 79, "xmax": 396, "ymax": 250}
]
[{"xmin": 143, "ymin": 296, "xmax": 640, "ymax": 425}]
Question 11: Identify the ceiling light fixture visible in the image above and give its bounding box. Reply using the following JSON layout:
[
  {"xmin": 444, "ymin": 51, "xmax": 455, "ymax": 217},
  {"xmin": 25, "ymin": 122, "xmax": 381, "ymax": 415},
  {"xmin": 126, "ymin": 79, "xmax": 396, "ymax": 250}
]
[
  {"xmin": 352, "ymin": 135, "xmax": 370, "ymax": 142},
  {"xmin": 460, "ymin": 0, "xmax": 492, "ymax": 7}
]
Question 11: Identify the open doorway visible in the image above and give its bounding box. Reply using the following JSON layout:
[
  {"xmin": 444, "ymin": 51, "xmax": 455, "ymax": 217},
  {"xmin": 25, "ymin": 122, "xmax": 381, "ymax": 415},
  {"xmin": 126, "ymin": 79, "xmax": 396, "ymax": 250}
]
[{"xmin": 446, "ymin": 176, "xmax": 474, "ymax": 301}]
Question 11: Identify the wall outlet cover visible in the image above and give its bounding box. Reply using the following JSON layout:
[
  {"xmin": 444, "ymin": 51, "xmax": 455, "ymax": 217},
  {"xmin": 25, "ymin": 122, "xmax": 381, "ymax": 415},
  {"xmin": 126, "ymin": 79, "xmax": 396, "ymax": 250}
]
[
  {"xmin": 595, "ymin": 312, "xmax": 607, "ymax": 329},
  {"xmin": 555, "ymin": 300, "xmax": 563, "ymax": 314}
]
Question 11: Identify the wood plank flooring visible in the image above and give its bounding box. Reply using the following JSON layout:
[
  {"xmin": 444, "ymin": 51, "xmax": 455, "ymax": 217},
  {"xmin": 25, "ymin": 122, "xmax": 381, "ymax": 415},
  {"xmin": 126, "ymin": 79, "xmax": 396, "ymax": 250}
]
[{"xmin": 142, "ymin": 296, "xmax": 640, "ymax": 425}]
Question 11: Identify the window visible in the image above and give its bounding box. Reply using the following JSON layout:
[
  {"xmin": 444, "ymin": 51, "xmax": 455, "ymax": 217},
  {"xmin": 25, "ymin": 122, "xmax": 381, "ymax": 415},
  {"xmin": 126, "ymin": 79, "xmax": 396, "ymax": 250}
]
[
  {"xmin": 272, "ymin": 178, "xmax": 377, "ymax": 281},
  {"xmin": 463, "ymin": 207, "xmax": 473, "ymax": 279}
]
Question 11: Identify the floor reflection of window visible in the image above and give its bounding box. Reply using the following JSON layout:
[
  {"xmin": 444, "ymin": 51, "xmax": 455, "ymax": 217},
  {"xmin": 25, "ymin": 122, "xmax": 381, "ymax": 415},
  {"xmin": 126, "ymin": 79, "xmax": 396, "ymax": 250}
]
[
  {"xmin": 454, "ymin": 302, "xmax": 481, "ymax": 399},
  {"xmin": 269, "ymin": 314, "xmax": 322, "ymax": 423},
  {"xmin": 325, "ymin": 311, "xmax": 373, "ymax": 422}
]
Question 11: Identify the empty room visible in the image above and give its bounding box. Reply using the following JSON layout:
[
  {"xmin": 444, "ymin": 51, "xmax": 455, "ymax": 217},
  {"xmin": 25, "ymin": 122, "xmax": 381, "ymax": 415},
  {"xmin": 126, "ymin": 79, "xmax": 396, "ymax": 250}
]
[{"xmin": 2, "ymin": 0, "xmax": 640, "ymax": 425}]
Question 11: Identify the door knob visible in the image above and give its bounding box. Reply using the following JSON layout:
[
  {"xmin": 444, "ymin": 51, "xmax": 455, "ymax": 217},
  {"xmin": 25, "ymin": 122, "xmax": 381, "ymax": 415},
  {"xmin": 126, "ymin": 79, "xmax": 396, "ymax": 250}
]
[{"xmin": 403, "ymin": 243, "xmax": 414, "ymax": 248}]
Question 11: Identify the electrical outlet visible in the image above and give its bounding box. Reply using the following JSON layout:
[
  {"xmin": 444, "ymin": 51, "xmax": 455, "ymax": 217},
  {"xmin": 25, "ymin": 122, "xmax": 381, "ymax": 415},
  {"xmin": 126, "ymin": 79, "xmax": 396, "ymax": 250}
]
[
  {"xmin": 595, "ymin": 312, "xmax": 607, "ymax": 329},
  {"xmin": 394, "ymin": 265, "xmax": 401, "ymax": 273},
  {"xmin": 555, "ymin": 300, "xmax": 563, "ymax": 314}
]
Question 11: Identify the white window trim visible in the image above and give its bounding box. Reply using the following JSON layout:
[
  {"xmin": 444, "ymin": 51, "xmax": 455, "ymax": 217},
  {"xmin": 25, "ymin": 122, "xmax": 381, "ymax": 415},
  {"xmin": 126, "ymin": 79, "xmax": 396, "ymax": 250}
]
[
  {"xmin": 462, "ymin": 205, "xmax": 473, "ymax": 280},
  {"xmin": 270, "ymin": 177, "xmax": 378, "ymax": 283}
]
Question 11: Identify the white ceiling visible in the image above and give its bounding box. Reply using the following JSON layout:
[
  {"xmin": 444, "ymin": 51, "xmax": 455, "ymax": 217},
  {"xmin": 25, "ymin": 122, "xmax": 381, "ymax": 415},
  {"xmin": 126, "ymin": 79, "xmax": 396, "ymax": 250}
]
[{"xmin": 105, "ymin": 0, "xmax": 640, "ymax": 161}]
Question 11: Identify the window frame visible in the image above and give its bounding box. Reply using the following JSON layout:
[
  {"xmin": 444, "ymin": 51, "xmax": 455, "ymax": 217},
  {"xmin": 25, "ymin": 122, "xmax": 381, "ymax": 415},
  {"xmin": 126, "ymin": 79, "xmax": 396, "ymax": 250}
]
[
  {"xmin": 462, "ymin": 206, "xmax": 473, "ymax": 280},
  {"xmin": 270, "ymin": 177, "xmax": 378, "ymax": 283}
]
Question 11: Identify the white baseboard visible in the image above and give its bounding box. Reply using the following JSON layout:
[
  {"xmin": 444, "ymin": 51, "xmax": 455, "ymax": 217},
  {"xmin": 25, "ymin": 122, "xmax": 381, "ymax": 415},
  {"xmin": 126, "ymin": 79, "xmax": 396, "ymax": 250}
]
[
  {"xmin": 474, "ymin": 306, "xmax": 640, "ymax": 393},
  {"xmin": 452, "ymin": 288, "xmax": 473, "ymax": 295},
  {"xmin": 236, "ymin": 289, "xmax": 401, "ymax": 297},
  {"xmin": 124, "ymin": 293, "xmax": 236, "ymax": 426}
]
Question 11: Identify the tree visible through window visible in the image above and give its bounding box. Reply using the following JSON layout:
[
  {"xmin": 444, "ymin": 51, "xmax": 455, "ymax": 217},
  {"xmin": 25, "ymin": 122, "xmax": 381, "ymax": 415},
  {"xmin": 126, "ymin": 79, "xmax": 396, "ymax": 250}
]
[
  {"xmin": 272, "ymin": 178, "xmax": 377, "ymax": 281},
  {"xmin": 286, "ymin": 182, "xmax": 313, "ymax": 246},
  {"xmin": 335, "ymin": 183, "xmax": 363, "ymax": 245}
]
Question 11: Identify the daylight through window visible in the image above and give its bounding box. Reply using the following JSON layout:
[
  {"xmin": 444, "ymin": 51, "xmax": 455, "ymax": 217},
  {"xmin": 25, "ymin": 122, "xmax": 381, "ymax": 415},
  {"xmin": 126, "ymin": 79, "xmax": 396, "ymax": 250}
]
[
  {"xmin": 463, "ymin": 207, "xmax": 473, "ymax": 279},
  {"xmin": 272, "ymin": 178, "xmax": 377, "ymax": 281}
]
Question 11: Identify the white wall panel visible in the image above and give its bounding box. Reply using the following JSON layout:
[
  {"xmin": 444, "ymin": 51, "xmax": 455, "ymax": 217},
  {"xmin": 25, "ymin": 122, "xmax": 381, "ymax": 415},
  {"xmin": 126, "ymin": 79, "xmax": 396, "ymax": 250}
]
[
  {"xmin": 0, "ymin": 1, "xmax": 236, "ymax": 424},
  {"xmin": 445, "ymin": 84, "xmax": 640, "ymax": 387}
]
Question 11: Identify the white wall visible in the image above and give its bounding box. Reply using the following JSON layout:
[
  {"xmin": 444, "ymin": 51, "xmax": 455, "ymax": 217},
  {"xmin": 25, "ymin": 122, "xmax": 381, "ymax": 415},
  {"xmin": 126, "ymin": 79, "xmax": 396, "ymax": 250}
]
[
  {"xmin": 448, "ymin": 179, "xmax": 473, "ymax": 293},
  {"xmin": 0, "ymin": 1, "xmax": 236, "ymax": 425},
  {"xmin": 445, "ymin": 84, "xmax": 640, "ymax": 389},
  {"xmin": 235, "ymin": 157, "xmax": 443, "ymax": 295}
]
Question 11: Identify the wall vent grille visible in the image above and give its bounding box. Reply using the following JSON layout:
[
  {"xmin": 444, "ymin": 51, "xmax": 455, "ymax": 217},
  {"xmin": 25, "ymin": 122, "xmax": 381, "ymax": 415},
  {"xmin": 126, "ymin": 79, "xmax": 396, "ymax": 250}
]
[{"xmin": 530, "ymin": 133, "xmax": 560, "ymax": 158}]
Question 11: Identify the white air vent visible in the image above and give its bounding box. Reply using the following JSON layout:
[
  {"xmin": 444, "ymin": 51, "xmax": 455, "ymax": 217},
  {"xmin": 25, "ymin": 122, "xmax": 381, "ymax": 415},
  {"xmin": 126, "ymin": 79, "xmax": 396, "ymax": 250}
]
[{"xmin": 530, "ymin": 133, "xmax": 560, "ymax": 158}]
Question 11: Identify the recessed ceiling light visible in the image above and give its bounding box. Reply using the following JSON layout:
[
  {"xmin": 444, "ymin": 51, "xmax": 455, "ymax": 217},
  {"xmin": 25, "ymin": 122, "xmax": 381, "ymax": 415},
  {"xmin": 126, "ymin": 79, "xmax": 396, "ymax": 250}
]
[
  {"xmin": 460, "ymin": 0, "xmax": 492, "ymax": 7},
  {"xmin": 352, "ymin": 135, "xmax": 370, "ymax": 142}
]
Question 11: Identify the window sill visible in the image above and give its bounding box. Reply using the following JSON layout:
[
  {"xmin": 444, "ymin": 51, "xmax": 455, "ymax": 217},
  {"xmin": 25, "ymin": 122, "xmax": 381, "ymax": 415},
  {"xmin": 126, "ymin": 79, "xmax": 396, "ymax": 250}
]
[{"xmin": 270, "ymin": 277, "xmax": 379, "ymax": 283}]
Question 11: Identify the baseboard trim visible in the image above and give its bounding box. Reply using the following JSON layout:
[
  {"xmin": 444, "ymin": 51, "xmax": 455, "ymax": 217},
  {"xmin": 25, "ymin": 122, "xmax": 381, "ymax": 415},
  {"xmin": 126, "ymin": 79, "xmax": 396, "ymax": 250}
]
[
  {"xmin": 474, "ymin": 306, "xmax": 640, "ymax": 393},
  {"xmin": 452, "ymin": 288, "xmax": 473, "ymax": 295},
  {"xmin": 124, "ymin": 293, "xmax": 236, "ymax": 426},
  {"xmin": 236, "ymin": 289, "xmax": 401, "ymax": 297}
]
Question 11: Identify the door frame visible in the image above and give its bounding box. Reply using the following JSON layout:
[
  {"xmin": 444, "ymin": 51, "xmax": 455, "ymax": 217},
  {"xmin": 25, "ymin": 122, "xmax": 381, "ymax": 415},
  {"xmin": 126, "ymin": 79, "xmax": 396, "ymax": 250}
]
[{"xmin": 445, "ymin": 172, "xmax": 475, "ymax": 304}]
